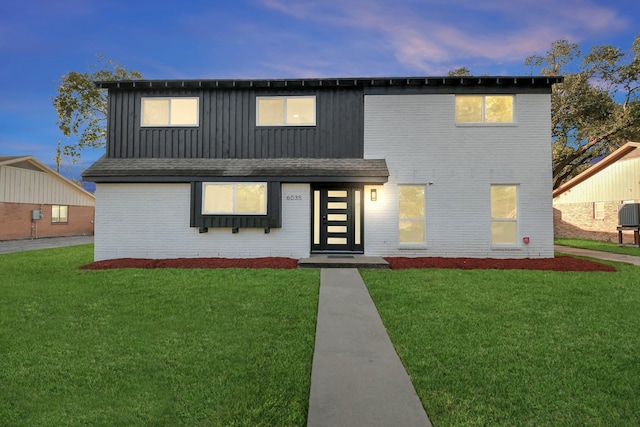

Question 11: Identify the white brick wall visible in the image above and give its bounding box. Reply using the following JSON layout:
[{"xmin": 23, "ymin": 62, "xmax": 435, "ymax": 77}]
[
  {"xmin": 363, "ymin": 93, "xmax": 554, "ymax": 258},
  {"xmin": 94, "ymin": 183, "xmax": 310, "ymax": 261}
]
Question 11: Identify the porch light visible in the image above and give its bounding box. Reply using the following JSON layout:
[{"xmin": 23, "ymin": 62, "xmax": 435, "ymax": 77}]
[{"xmin": 371, "ymin": 188, "xmax": 377, "ymax": 202}]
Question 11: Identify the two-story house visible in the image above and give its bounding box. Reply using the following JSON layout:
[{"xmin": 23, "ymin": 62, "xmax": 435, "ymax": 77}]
[{"xmin": 82, "ymin": 76, "xmax": 562, "ymax": 261}]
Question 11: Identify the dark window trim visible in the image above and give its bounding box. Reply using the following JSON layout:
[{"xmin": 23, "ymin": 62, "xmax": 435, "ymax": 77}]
[{"xmin": 190, "ymin": 181, "xmax": 282, "ymax": 231}]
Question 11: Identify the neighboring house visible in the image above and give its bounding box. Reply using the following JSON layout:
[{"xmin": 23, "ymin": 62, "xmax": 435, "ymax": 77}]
[
  {"xmin": 0, "ymin": 156, "xmax": 95, "ymax": 240},
  {"xmin": 553, "ymin": 141, "xmax": 640, "ymax": 243},
  {"xmin": 82, "ymin": 76, "xmax": 562, "ymax": 261}
]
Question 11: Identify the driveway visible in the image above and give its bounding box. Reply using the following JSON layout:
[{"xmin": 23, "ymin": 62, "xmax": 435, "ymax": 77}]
[{"xmin": 0, "ymin": 235, "xmax": 94, "ymax": 255}]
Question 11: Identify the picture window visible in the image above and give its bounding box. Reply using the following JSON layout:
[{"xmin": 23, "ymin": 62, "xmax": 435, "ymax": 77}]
[{"xmin": 202, "ymin": 183, "xmax": 267, "ymax": 215}]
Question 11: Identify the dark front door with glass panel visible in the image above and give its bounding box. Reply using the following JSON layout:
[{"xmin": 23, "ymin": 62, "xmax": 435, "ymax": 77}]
[{"xmin": 312, "ymin": 186, "xmax": 363, "ymax": 253}]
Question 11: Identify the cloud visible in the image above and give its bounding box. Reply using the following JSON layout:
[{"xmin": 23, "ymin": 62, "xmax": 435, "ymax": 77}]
[{"xmin": 256, "ymin": 0, "xmax": 629, "ymax": 74}]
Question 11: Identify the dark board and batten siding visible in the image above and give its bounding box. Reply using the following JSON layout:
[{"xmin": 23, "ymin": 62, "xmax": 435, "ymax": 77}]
[{"xmin": 107, "ymin": 88, "xmax": 364, "ymax": 160}]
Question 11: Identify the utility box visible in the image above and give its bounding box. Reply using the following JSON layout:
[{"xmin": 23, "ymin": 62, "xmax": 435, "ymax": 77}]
[{"xmin": 32, "ymin": 210, "xmax": 42, "ymax": 220}]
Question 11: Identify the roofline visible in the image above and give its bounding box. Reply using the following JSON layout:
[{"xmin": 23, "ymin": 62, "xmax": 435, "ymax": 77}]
[
  {"xmin": 0, "ymin": 155, "xmax": 32, "ymax": 166},
  {"xmin": 95, "ymin": 75, "xmax": 563, "ymax": 90},
  {"xmin": 552, "ymin": 141, "xmax": 640, "ymax": 198},
  {"xmin": 1, "ymin": 155, "xmax": 95, "ymax": 200}
]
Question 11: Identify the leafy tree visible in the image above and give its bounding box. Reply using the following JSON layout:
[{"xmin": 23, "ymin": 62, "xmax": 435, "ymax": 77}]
[
  {"xmin": 447, "ymin": 67, "xmax": 472, "ymax": 77},
  {"xmin": 53, "ymin": 56, "xmax": 142, "ymax": 162},
  {"xmin": 526, "ymin": 37, "xmax": 640, "ymax": 188}
]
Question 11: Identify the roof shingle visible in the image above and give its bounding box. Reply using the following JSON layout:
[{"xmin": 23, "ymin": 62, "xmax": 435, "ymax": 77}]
[{"xmin": 83, "ymin": 157, "xmax": 389, "ymax": 183}]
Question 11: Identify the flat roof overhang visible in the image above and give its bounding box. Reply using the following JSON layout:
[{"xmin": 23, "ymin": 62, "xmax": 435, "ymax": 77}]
[{"xmin": 82, "ymin": 157, "xmax": 389, "ymax": 184}]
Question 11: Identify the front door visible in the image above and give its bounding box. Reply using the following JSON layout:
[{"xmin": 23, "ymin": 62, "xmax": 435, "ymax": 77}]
[{"xmin": 312, "ymin": 186, "xmax": 363, "ymax": 253}]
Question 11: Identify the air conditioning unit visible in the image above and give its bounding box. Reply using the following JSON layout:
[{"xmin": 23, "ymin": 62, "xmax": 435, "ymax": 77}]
[{"xmin": 618, "ymin": 203, "xmax": 640, "ymax": 227}]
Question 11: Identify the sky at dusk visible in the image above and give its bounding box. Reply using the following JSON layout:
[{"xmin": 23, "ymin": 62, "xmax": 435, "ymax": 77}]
[{"xmin": 1, "ymin": 0, "xmax": 639, "ymax": 179}]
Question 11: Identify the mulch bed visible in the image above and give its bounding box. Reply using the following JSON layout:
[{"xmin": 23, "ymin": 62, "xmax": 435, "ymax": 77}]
[
  {"xmin": 80, "ymin": 257, "xmax": 300, "ymax": 270},
  {"xmin": 384, "ymin": 256, "xmax": 616, "ymax": 272},
  {"xmin": 80, "ymin": 255, "xmax": 616, "ymax": 272}
]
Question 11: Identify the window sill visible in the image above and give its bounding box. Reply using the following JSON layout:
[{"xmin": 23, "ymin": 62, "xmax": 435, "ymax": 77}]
[
  {"xmin": 455, "ymin": 122, "xmax": 517, "ymax": 127},
  {"xmin": 256, "ymin": 124, "xmax": 316, "ymax": 128},
  {"xmin": 490, "ymin": 245, "xmax": 523, "ymax": 251},
  {"xmin": 141, "ymin": 125, "xmax": 199, "ymax": 128},
  {"xmin": 398, "ymin": 245, "xmax": 428, "ymax": 250}
]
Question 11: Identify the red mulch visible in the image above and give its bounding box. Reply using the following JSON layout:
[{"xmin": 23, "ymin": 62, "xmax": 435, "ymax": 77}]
[
  {"xmin": 80, "ymin": 257, "xmax": 299, "ymax": 270},
  {"xmin": 80, "ymin": 255, "xmax": 616, "ymax": 272},
  {"xmin": 384, "ymin": 256, "xmax": 616, "ymax": 272}
]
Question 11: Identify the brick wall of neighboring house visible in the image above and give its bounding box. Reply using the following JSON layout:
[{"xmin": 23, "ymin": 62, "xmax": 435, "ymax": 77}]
[
  {"xmin": 0, "ymin": 202, "xmax": 94, "ymax": 240},
  {"xmin": 553, "ymin": 201, "xmax": 638, "ymax": 244}
]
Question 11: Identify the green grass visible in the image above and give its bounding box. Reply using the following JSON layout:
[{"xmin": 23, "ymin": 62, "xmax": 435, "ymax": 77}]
[
  {"xmin": 362, "ymin": 265, "xmax": 640, "ymax": 426},
  {"xmin": 0, "ymin": 245, "xmax": 319, "ymax": 426},
  {"xmin": 556, "ymin": 237, "xmax": 640, "ymax": 256}
]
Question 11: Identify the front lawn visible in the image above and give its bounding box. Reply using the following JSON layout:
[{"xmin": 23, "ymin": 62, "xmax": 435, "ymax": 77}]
[
  {"xmin": 0, "ymin": 245, "xmax": 319, "ymax": 426},
  {"xmin": 556, "ymin": 237, "xmax": 640, "ymax": 256},
  {"xmin": 362, "ymin": 264, "xmax": 640, "ymax": 426}
]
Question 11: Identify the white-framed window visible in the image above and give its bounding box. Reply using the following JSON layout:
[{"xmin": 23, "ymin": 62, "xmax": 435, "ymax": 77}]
[
  {"xmin": 52, "ymin": 205, "xmax": 68, "ymax": 223},
  {"xmin": 491, "ymin": 185, "xmax": 518, "ymax": 245},
  {"xmin": 398, "ymin": 185, "xmax": 425, "ymax": 244},
  {"xmin": 455, "ymin": 95, "xmax": 514, "ymax": 123},
  {"xmin": 141, "ymin": 97, "xmax": 199, "ymax": 127},
  {"xmin": 202, "ymin": 183, "xmax": 267, "ymax": 215},
  {"xmin": 594, "ymin": 202, "xmax": 605, "ymax": 220},
  {"xmin": 256, "ymin": 96, "xmax": 316, "ymax": 126}
]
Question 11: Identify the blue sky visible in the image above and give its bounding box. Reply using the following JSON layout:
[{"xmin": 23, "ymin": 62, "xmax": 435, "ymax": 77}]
[{"xmin": 1, "ymin": 0, "xmax": 638, "ymax": 179}]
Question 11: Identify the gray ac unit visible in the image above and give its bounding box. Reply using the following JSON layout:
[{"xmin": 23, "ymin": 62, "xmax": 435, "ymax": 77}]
[{"xmin": 618, "ymin": 203, "xmax": 640, "ymax": 227}]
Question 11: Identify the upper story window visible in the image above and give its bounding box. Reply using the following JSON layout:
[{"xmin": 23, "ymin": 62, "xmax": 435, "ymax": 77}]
[
  {"xmin": 141, "ymin": 97, "xmax": 199, "ymax": 127},
  {"xmin": 257, "ymin": 96, "xmax": 316, "ymax": 126},
  {"xmin": 455, "ymin": 95, "xmax": 514, "ymax": 123},
  {"xmin": 202, "ymin": 182, "xmax": 267, "ymax": 215}
]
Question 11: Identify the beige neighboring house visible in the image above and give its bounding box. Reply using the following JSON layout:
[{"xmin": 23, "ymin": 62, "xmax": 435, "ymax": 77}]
[
  {"xmin": 553, "ymin": 142, "xmax": 640, "ymax": 243},
  {"xmin": 0, "ymin": 156, "xmax": 95, "ymax": 241}
]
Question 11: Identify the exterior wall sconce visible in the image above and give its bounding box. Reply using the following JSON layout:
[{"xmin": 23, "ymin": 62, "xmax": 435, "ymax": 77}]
[{"xmin": 371, "ymin": 188, "xmax": 377, "ymax": 202}]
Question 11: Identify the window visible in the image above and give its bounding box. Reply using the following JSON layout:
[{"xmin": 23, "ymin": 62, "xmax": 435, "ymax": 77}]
[
  {"xmin": 141, "ymin": 97, "xmax": 199, "ymax": 126},
  {"xmin": 398, "ymin": 185, "xmax": 425, "ymax": 244},
  {"xmin": 594, "ymin": 202, "xmax": 605, "ymax": 220},
  {"xmin": 202, "ymin": 183, "xmax": 267, "ymax": 215},
  {"xmin": 52, "ymin": 205, "xmax": 68, "ymax": 223},
  {"xmin": 455, "ymin": 95, "xmax": 514, "ymax": 123},
  {"xmin": 491, "ymin": 185, "xmax": 518, "ymax": 245},
  {"xmin": 257, "ymin": 96, "xmax": 316, "ymax": 126}
]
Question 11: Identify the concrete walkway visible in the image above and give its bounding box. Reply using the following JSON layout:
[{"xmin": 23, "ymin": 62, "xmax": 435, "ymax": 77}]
[
  {"xmin": 555, "ymin": 245, "xmax": 640, "ymax": 266},
  {"xmin": 307, "ymin": 268, "xmax": 431, "ymax": 427},
  {"xmin": 0, "ymin": 235, "xmax": 94, "ymax": 255}
]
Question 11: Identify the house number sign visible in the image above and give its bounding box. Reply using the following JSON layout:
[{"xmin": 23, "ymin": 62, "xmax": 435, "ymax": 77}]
[{"xmin": 286, "ymin": 195, "xmax": 303, "ymax": 201}]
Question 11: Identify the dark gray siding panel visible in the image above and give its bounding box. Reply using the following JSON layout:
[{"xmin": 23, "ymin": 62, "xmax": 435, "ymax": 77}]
[{"xmin": 106, "ymin": 88, "xmax": 364, "ymax": 159}]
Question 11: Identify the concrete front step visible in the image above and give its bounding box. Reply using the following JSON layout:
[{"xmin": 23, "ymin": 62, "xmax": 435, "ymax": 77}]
[{"xmin": 298, "ymin": 255, "xmax": 390, "ymax": 269}]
